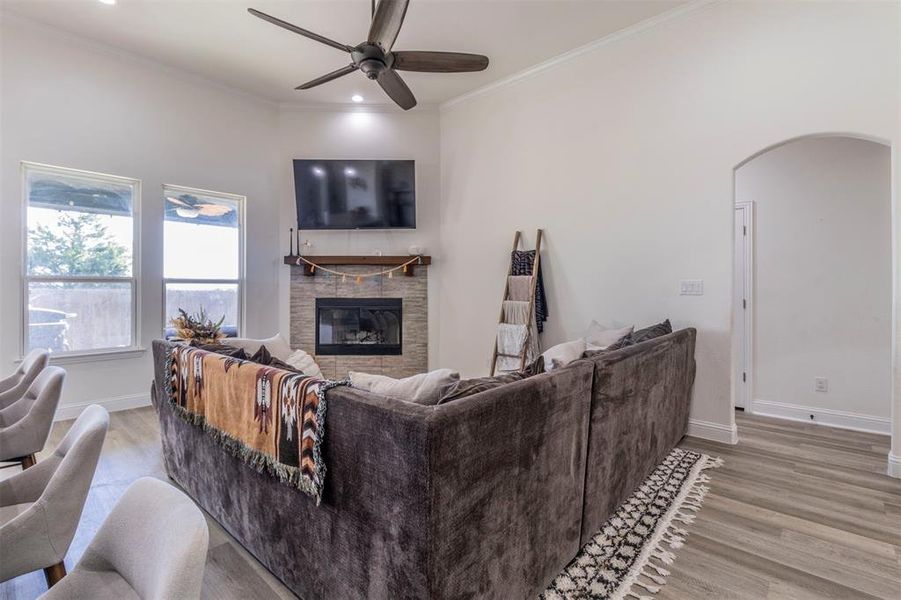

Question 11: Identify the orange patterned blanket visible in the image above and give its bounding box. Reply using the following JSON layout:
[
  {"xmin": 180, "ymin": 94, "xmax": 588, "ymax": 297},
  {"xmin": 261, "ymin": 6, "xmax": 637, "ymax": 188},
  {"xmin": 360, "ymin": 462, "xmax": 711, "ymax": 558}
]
[{"xmin": 167, "ymin": 345, "xmax": 345, "ymax": 504}]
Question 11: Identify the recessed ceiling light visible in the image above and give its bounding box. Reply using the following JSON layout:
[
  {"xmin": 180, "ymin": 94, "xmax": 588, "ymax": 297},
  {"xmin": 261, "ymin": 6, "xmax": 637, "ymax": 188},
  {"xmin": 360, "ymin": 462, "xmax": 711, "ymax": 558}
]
[
  {"xmin": 344, "ymin": 167, "xmax": 357, "ymax": 177},
  {"xmin": 351, "ymin": 94, "xmax": 364, "ymax": 103},
  {"xmin": 311, "ymin": 166, "xmax": 325, "ymax": 177},
  {"xmin": 98, "ymin": 0, "xmax": 116, "ymax": 5}
]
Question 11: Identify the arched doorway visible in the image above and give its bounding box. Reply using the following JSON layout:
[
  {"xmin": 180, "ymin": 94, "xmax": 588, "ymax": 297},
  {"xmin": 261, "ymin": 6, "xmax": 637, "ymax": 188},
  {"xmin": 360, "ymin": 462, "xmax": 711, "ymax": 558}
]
[{"xmin": 731, "ymin": 134, "xmax": 894, "ymax": 450}]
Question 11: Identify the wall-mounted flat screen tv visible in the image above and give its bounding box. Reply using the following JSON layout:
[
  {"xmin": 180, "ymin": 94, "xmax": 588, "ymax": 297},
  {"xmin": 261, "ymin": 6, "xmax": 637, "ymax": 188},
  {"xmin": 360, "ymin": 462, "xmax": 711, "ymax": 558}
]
[{"xmin": 294, "ymin": 159, "xmax": 415, "ymax": 230}]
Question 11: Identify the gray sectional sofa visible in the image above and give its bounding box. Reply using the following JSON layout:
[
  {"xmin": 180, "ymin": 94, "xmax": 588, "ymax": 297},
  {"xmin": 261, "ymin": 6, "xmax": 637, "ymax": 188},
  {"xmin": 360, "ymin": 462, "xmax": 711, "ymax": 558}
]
[{"xmin": 150, "ymin": 327, "xmax": 696, "ymax": 599}]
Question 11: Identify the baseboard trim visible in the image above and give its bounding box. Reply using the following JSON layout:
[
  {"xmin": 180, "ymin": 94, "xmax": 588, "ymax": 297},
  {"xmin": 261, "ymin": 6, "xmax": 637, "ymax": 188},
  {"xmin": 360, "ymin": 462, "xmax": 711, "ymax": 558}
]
[
  {"xmin": 54, "ymin": 393, "xmax": 151, "ymax": 421},
  {"xmin": 889, "ymin": 453, "xmax": 901, "ymax": 479},
  {"xmin": 687, "ymin": 419, "xmax": 739, "ymax": 445},
  {"xmin": 751, "ymin": 399, "xmax": 890, "ymax": 435}
]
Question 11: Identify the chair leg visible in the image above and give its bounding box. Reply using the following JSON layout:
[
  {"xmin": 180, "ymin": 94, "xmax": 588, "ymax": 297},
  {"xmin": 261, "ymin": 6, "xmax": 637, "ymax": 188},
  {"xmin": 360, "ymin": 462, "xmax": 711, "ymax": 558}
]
[
  {"xmin": 43, "ymin": 562, "xmax": 66, "ymax": 587},
  {"xmin": 20, "ymin": 454, "xmax": 37, "ymax": 469}
]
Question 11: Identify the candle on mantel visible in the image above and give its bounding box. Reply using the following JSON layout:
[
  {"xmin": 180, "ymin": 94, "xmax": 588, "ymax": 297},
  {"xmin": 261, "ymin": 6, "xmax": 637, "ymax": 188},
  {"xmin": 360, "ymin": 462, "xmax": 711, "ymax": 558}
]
[
  {"xmin": 289, "ymin": 228, "xmax": 295, "ymax": 256},
  {"xmin": 296, "ymin": 228, "xmax": 302, "ymax": 256}
]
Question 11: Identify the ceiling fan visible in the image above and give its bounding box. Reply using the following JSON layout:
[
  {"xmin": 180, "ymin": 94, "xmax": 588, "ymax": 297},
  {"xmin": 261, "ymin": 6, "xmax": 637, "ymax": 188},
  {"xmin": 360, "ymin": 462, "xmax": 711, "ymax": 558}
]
[
  {"xmin": 166, "ymin": 196, "xmax": 233, "ymax": 219},
  {"xmin": 247, "ymin": 0, "xmax": 489, "ymax": 110}
]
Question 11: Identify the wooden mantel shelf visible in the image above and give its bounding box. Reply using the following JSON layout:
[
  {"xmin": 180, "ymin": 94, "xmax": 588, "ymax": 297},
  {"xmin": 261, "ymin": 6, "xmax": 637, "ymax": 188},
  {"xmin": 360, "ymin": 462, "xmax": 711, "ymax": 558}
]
[{"xmin": 283, "ymin": 255, "xmax": 431, "ymax": 277}]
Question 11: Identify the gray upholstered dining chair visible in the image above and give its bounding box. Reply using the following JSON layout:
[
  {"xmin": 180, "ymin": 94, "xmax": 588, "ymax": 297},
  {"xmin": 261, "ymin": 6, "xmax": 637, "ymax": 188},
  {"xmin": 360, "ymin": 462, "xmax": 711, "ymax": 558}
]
[
  {"xmin": 0, "ymin": 349, "xmax": 49, "ymax": 410},
  {"xmin": 0, "ymin": 404, "xmax": 109, "ymax": 588},
  {"xmin": 0, "ymin": 366, "xmax": 65, "ymax": 469},
  {"xmin": 38, "ymin": 477, "xmax": 210, "ymax": 600}
]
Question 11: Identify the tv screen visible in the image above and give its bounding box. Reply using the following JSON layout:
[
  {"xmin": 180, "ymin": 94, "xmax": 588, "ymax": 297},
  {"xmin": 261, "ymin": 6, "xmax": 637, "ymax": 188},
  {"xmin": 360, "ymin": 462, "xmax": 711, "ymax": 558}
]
[{"xmin": 294, "ymin": 159, "xmax": 415, "ymax": 230}]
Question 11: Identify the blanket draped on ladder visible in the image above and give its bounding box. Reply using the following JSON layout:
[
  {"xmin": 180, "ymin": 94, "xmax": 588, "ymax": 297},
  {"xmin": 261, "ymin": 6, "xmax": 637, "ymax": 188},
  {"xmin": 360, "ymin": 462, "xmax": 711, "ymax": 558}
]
[
  {"xmin": 166, "ymin": 345, "xmax": 347, "ymax": 504},
  {"xmin": 496, "ymin": 278, "xmax": 541, "ymax": 372}
]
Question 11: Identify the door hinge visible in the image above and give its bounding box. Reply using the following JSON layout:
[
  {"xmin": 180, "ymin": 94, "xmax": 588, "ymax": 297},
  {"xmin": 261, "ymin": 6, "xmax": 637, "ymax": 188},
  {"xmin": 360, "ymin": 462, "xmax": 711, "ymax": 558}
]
[
  {"xmin": 743, "ymin": 225, "xmax": 747, "ymax": 236},
  {"xmin": 742, "ymin": 372, "xmax": 746, "ymax": 383},
  {"xmin": 743, "ymin": 298, "xmax": 747, "ymax": 309}
]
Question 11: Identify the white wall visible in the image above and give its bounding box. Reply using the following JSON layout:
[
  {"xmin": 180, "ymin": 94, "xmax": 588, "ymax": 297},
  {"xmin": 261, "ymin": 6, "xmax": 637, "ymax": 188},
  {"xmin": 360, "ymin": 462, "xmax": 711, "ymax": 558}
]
[
  {"xmin": 0, "ymin": 15, "xmax": 282, "ymax": 414},
  {"xmin": 736, "ymin": 137, "xmax": 892, "ymax": 429},
  {"xmin": 437, "ymin": 0, "xmax": 900, "ymax": 442},
  {"xmin": 275, "ymin": 107, "xmax": 442, "ymax": 365}
]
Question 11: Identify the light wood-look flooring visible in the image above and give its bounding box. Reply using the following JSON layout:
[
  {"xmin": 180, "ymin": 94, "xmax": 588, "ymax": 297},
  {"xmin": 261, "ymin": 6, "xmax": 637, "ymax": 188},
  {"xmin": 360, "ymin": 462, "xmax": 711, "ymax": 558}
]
[{"xmin": 1, "ymin": 408, "xmax": 899, "ymax": 599}]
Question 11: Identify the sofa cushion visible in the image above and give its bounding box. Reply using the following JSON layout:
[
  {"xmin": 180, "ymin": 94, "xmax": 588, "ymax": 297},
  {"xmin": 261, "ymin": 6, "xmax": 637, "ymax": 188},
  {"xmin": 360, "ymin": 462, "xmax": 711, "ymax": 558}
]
[
  {"xmin": 190, "ymin": 342, "xmax": 247, "ymax": 359},
  {"xmin": 244, "ymin": 345, "xmax": 303, "ymax": 374},
  {"xmin": 585, "ymin": 322, "xmax": 633, "ymax": 351},
  {"xmin": 221, "ymin": 334, "xmax": 292, "ymax": 361},
  {"xmin": 438, "ymin": 372, "xmax": 527, "ymax": 404},
  {"xmin": 542, "ymin": 339, "xmax": 587, "ymax": 371},
  {"xmin": 630, "ymin": 319, "xmax": 673, "ymax": 344},
  {"xmin": 349, "ymin": 369, "xmax": 460, "ymax": 405},
  {"xmin": 581, "ymin": 335, "xmax": 632, "ymax": 359},
  {"xmin": 284, "ymin": 349, "xmax": 323, "ymax": 379}
]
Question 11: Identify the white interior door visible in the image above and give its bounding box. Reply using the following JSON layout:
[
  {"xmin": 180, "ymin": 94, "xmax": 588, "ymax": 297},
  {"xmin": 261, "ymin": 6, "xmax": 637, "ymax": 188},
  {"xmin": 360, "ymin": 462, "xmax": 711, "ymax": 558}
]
[{"xmin": 733, "ymin": 203, "xmax": 753, "ymax": 410}]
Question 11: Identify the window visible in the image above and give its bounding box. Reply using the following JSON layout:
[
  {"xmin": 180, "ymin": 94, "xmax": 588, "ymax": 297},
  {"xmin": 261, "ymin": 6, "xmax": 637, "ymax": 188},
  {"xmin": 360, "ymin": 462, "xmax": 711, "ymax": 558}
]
[
  {"xmin": 23, "ymin": 162, "xmax": 140, "ymax": 355},
  {"xmin": 163, "ymin": 185, "xmax": 244, "ymax": 338}
]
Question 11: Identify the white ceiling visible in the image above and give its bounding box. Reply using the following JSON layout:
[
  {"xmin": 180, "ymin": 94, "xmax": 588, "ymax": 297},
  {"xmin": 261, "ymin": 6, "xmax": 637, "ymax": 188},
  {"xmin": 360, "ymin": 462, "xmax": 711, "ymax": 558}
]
[{"xmin": 2, "ymin": 0, "xmax": 686, "ymax": 108}]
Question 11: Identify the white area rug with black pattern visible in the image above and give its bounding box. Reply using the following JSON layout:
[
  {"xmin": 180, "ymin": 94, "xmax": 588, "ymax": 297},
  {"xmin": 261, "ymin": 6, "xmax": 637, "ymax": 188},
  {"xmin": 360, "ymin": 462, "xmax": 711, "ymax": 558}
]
[{"xmin": 542, "ymin": 448, "xmax": 722, "ymax": 600}]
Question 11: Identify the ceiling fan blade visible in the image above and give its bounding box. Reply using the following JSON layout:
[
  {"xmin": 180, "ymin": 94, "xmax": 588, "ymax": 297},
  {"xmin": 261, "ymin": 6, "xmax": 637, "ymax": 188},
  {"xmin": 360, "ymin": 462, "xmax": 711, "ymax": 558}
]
[
  {"xmin": 197, "ymin": 204, "xmax": 233, "ymax": 217},
  {"xmin": 377, "ymin": 68, "xmax": 416, "ymax": 110},
  {"xmin": 296, "ymin": 64, "xmax": 358, "ymax": 90},
  {"xmin": 392, "ymin": 51, "xmax": 489, "ymax": 73},
  {"xmin": 368, "ymin": 0, "xmax": 409, "ymax": 52},
  {"xmin": 166, "ymin": 196, "xmax": 192, "ymax": 207},
  {"xmin": 248, "ymin": 8, "xmax": 352, "ymax": 53}
]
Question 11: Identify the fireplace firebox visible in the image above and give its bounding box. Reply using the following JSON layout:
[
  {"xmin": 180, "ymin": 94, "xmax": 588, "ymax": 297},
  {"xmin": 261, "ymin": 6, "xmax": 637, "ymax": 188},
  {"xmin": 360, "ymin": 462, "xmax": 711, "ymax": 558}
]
[{"xmin": 315, "ymin": 298, "xmax": 402, "ymax": 356}]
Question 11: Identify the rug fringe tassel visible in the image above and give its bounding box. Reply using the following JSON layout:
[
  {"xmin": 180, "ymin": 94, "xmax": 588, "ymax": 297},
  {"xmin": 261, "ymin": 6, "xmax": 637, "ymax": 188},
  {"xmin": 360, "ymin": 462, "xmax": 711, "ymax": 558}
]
[
  {"xmin": 703, "ymin": 456, "xmax": 725, "ymax": 470},
  {"xmin": 673, "ymin": 512, "xmax": 696, "ymax": 525},
  {"xmin": 619, "ymin": 454, "xmax": 723, "ymax": 600},
  {"xmin": 634, "ymin": 579, "xmax": 660, "ymax": 594},
  {"xmin": 641, "ymin": 568, "xmax": 667, "ymax": 586}
]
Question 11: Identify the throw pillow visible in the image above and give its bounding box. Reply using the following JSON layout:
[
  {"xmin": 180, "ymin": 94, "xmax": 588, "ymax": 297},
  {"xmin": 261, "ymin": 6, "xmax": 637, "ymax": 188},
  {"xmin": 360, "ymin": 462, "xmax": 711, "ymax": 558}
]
[
  {"xmin": 221, "ymin": 334, "xmax": 292, "ymax": 361},
  {"xmin": 284, "ymin": 349, "xmax": 323, "ymax": 379},
  {"xmin": 249, "ymin": 345, "xmax": 273, "ymax": 365},
  {"xmin": 522, "ymin": 355, "xmax": 545, "ymax": 376},
  {"xmin": 438, "ymin": 372, "xmax": 526, "ymax": 404},
  {"xmin": 582, "ymin": 335, "xmax": 632, "ymax": 359},
  {"xmin": 630, "ymin": 319, "xmax": 673, "ymax": 344},
  {"xmin": 245, "ymin": 345, "xmax": 305, "ymax": 374},
  {"xmin": 542, "ymin": 339, "xmax": 587, "ymax": 371},
  {"xmin": 585, "ymin": 322, "xmax": 634, "ymax": 351},
  {"xmin": 349, "ymin": 369, "xmax": 461, "ymax": 406}
]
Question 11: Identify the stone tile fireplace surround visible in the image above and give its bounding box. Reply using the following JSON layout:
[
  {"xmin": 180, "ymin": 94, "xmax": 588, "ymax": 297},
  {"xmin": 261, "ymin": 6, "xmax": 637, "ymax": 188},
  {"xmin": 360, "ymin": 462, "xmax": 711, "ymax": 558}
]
[{"xmin": 289, "ymin": 262, "xmax": 428, "ymax": 379}]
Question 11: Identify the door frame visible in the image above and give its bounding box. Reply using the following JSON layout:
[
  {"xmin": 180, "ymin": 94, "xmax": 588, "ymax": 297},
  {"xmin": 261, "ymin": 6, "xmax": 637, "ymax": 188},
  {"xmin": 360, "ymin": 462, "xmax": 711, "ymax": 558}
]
[{"xmin": 734, "ymin": 201, "xmax": 754, "ymax": 412}]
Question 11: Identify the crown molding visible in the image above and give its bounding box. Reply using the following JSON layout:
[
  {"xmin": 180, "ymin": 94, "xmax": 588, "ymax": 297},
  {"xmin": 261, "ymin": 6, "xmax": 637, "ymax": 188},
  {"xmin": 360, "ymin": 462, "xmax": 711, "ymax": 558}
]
[{"xmin": 440, "ymin": 0, "xmax": 719, "ymax": 111}]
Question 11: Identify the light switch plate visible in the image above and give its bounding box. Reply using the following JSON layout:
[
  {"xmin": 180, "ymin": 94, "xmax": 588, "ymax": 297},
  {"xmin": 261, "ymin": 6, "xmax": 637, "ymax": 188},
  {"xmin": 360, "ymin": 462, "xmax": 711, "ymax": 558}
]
[
  {"xmin": 680, "ymin": 279, "xmax": 704, "ymax": 296},
  {"xmin": 814, "ymin": 377, "xmax": 828, "ymax": 393}
]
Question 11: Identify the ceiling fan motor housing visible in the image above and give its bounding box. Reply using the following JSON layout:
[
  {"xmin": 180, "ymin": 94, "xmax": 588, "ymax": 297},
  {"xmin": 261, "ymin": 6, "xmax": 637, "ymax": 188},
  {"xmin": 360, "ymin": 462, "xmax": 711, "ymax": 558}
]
[{"xmin": 353, "ymin": 43, "xmax": 393, "ymax": 79}]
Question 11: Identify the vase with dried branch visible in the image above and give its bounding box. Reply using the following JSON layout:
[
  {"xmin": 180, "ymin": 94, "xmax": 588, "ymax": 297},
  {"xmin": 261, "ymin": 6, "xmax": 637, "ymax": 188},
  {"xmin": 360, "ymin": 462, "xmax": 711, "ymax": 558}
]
[{"xmin": 169, "ymin": 307, "xmax": 226, "ymax": 344}]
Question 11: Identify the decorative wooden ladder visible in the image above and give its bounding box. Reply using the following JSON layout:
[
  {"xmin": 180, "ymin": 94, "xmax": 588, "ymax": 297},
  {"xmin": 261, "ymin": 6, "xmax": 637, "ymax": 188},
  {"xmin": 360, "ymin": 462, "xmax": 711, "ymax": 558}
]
[{"xmin": 489, "ymin": 229, "xmax": 543, "ymax": 376}]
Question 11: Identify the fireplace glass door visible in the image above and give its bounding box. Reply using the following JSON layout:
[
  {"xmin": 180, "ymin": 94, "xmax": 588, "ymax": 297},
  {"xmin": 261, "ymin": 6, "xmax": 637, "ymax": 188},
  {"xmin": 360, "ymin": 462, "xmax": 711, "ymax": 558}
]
[{"xmin": 315, "ymin": 298, "xmax": 402, "ymax": 355}]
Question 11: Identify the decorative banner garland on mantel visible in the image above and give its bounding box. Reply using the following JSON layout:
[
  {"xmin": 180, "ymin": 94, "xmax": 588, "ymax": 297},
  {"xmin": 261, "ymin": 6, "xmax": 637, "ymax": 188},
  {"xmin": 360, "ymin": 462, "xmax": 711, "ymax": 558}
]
[{"xmin": 294, "ymin": 255, "xmax": 424, "ymax": 283}]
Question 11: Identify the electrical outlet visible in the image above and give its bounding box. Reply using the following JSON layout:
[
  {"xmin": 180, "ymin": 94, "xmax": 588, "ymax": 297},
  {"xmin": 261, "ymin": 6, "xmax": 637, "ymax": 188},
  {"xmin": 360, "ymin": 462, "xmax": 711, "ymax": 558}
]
[
  {"xmin": 814, "ymin": 377, "xmax": 828, "ymax": 393},
  {"xmin": 680, "ymin": 279, "xmax": 704, "ymax": 296}
]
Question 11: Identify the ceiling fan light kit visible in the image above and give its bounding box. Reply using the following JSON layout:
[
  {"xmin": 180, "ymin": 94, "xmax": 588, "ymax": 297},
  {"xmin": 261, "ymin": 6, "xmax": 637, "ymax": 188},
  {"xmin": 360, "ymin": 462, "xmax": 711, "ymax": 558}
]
[{"xmin": 247, "ymin": 0, "xmax": 489, "ymax": 110}]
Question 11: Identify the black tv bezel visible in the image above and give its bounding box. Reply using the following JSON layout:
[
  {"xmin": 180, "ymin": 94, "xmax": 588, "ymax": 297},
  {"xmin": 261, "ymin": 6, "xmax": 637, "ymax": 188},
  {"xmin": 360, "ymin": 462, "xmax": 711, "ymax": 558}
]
[{"xmin": 293, "ymin": 159, "xmax": 417, "ymax": 231}]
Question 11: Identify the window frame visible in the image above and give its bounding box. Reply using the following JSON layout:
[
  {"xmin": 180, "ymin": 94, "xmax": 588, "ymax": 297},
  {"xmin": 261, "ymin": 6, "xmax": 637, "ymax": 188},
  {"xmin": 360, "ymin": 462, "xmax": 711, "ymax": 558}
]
[
  {"xmin": 20, "ymin": 161, "xmax": 143, "ymax": 360},
  {"xmin": 161, "ymin": 183, "xmax": 246, "ymax": 338}
]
